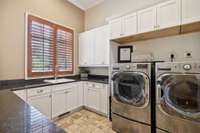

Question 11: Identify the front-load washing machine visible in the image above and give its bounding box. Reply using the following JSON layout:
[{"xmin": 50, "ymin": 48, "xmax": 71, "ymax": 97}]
[{"xmin": 111, "ymin": 63, "xmax": 155, "ymax": 133}]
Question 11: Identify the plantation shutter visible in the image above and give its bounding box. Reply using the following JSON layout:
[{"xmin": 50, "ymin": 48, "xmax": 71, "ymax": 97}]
[
  {"xmin": 56, "ymin": 26, "xmax": 74, "ymax": 75},
  {"xmin": 28, "ymin": 15, "xmax": 55, "ymax": 77},
  {"xmin": 27, "ymin": 15, "xmax": 74, "ymax": 78}
]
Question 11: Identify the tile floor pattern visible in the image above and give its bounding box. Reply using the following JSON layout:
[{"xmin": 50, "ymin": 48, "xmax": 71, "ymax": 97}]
[{"xmin": 55, "ymin": 109, "xmax": 116, "ymax": 133}]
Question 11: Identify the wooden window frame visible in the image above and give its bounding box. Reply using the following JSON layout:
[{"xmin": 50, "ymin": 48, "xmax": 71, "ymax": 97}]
[{"xmin": 27, "ymin": 15, "xmax": 74, "ymax": 78}]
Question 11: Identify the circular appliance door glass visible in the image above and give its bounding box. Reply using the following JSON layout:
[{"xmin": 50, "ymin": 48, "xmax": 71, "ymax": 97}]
[
  {"xmin": 161, "ymin": 74, "xmax": 200, "ymax": 117},
  {"xmin": 112, "ymin": 72, "xmax": 148, "ymax": 106}
]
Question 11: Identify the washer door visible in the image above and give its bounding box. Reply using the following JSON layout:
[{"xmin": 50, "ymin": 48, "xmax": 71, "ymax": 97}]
[
  {"xmin": 158, "ymin": 74, "xmax": 200, "ymax": 119},
  {"xmin": 112, "ymin": 72, "xmax": 149, "ymax": 107}
]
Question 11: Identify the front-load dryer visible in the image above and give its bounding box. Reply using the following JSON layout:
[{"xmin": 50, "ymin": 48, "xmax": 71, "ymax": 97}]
[{"xmin": 156, "ymin": 62, "xmax": 200, "ymax": 133}]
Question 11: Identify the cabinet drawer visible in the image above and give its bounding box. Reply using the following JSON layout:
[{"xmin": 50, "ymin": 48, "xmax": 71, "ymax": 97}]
[
  {"xmin": 27, "ymin": 86, "xmax": 51, "ymax": 97},
  {"xmin": 86, "ymin": 82, "xmax": 103, "ymax": 88},
  {"xmin": 52, "ymin": 83, "xmax": 78, "ymax": 92}
]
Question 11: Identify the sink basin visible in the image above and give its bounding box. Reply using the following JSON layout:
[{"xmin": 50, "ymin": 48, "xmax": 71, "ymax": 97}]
[{"xmin": 44, "ymin": 78, "xmax": 75, "ymax": 84}]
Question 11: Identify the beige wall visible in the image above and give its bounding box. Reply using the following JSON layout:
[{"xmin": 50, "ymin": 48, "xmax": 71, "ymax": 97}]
[
  {"xmin": 111, "ymin": 32, "xmax": 200, "ymax": 63},
  {"xmin": 85, "ymin": 0, "xmax": 167, "ymax": 30},
  {"xmin": 0, "ymin": 0, "xmax": 84, "ymax": 80}
]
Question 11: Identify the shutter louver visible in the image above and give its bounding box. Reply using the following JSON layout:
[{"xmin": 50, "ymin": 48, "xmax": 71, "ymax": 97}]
[{"xmin": 56, "ymin": 28, "xmax": 73, "ymax": 74}]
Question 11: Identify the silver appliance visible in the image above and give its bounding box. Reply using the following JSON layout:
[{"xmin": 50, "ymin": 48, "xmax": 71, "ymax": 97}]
[
  {"xmin": 111, "ymin": 63, "xmax": 152, "ymax": 133},
  {"xmin": 156, "ymin": 62, "xmax": 200, "ymax": 133}
]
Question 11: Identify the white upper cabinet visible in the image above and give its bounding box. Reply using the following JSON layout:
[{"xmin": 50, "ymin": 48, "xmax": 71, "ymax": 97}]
[
  {"xmin": 157, "ymin": 0, "xmax": 181, "ymax": 29},
  {"xmin": 79, "ymin": 31, "xmax": 94, "ymax": 66},
  {"xmin": 110, "ymin": 18, "xmax": 123, "ymax": 39},
  {"xmin": 123, "ymin": 13, "xmax": 138, "ymax": 37},
  {"xmin": 138, "ymin": 6, "xmax": 157, "ymax": 33},
  {"xmin": 94, "ymin": 25, "xmax": 110, "ymax": 66},
  {"xmin": 79, "ymin": 25, "xmax": 110, "ymax": 67},
  {"xmin": 109, "ymin": 13, "xmax": 138, "ymax": 39},
  {"xmin": 182, "ymin": 0, "xmax": 200, "ymax": 24}
]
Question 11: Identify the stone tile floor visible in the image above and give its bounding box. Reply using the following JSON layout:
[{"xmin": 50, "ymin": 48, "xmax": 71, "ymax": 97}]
[{"xmin": 55, "ymin": 109, "xmax": 116, "ymax": 133}]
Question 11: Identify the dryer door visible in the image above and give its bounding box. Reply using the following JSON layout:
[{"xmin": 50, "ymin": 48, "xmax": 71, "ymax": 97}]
[
  {"xmin": 112, "ymin": 72, "xmax": 149, "ymax": 107},
  {"xmin": 158, "ymin": 74, "xmax": 200, "ymax": 119}
]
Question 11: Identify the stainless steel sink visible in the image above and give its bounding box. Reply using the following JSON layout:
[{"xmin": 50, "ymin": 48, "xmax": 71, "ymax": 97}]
[{"xmin": 44, "ymin": 78, "xmax": 75, "ymax": 84}]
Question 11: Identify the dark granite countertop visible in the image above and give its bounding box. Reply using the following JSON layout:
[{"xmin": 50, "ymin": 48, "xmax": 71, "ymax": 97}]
[
  {"xmin": 0, "ymin": 75, "xmax": 109, "ymax": 91},
  {"xmin": 0, "ymin": 75, "xmax": 108, "ymax": 133},
  {"xmin": 0, "ymin": 90, "xmax": 66, "ymax": 133}
]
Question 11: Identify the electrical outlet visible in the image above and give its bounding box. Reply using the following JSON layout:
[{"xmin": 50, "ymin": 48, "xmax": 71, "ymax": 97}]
[{"xmin": 184, "ymin": 51, "xmax": 192, "ymax": 58}]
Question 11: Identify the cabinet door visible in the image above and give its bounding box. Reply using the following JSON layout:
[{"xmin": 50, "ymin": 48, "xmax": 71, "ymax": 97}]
[
  {"xmin": 28, "ymin": 94, "xmax": 51, "ymax": 119},
  {"xmin": 182, "ymin": 0, "xmax": 200, "ymax": 24},
  {"xmin": 77, "ymin": 82, "xmax": 84, "ymax": 107},
  {"xmin": 157, "ymin": 0, "xmax": 181, "ymax": 29},
  {"xmin": 79, "ymin": 31, "xmax": 94, "ymax": 66},
  {"xmin": 52, "ymin": 90, "xmax": 67, "ymax": 118},
  {"xmin": 94, "ymin": 25, "xmax": 110, "ymax": 65},
  {"xmin": 109, "ymin": 18, "xmax": 123, "ymax": 39},
  {"xmin": 138, "ymin": 6, "xmax": 157, "ymax": 33},
  {"xmin": 13, "ymin": 90, "xmax": 27, "ymax": 101},
  {"xmin": 66, "ymin": 87, "xmax": 78, "ymax": 111},
  {"xmin": 87, "ymin": 87, "xmax": 100, "ymax": 111},
  {"xmin": 100, "ymin": 84, "xmax": 109, "ymax": 115},
  {"xmin": 123, "ymin": 13, "xmax": 137, "ymax": 36}
]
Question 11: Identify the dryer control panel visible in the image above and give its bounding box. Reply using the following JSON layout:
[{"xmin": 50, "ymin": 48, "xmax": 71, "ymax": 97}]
[{"xmin": 156, "ymin": 62, "xmax": 200, "ymax": 74}]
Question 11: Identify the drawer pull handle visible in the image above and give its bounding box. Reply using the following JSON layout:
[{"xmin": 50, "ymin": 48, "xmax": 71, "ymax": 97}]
[{"xmin": 37, "ymin": 90, "xmax": 44, "ymax": 93}]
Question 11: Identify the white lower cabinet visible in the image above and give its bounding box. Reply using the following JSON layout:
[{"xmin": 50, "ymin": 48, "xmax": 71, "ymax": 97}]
[
  {"xmin": 100, "ymin": 84, "xmax": 109, "ymax": 115},
  {"xmin": 52, "ymin": 90, "xmax": 67, "ymax": 118},
  {"xmin": 13, "ymin": 81, "xmax": 109, "ymax": 119},
  {"xmin": 86, "ymin": 87, "xmax": 100, "ymax": 111},
  {"xmin": 28, "ymin": 93, "xmax": 52, "ymax": 119},
  {"xmin": 84, "ymin": 82, "xmax": 109, "ymax": 115},
  {"xmin": 77, "ymin": 82, "xmax": 84, "ymax": 107},
  {"xmin": 52, "ymin": 83, "xmax": 79, "ymax": 118},
  {"xmin": 66, "ymin": 87, "xmax": 78, "ymax": 111}
]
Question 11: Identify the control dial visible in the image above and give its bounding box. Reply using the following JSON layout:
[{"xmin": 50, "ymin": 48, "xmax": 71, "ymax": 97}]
[
  {"xmin": 126, "ymin": 65, "xmax": 131, "ymax": 70},
  {"xmin": 183, "ymin": 64, "xmax": 192, "ymax": 71}
]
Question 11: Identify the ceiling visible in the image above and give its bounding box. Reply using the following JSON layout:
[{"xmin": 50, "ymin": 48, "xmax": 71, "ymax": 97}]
[{"xmin": 67, "ymin": 0, "xmax": 105, "ymax": 10}]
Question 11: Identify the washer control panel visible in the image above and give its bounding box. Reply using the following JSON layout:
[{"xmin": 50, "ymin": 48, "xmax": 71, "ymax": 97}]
[{"xmin": 156, "ymin": 62, "xmax": 200, "ymax": 73}]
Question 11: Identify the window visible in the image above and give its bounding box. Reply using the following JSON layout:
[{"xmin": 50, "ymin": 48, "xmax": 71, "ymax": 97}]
[{"xmin": 27, "ymin": 15, "xmax": 74, "ymax": 78}]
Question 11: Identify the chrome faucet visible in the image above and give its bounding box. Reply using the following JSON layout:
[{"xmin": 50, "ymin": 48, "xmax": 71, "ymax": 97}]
[{"xmin": 54, "ymin": 65, "xmax": 58, "ymax": 80}]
